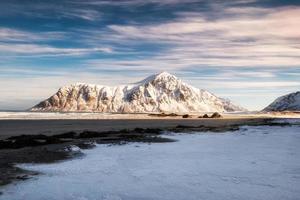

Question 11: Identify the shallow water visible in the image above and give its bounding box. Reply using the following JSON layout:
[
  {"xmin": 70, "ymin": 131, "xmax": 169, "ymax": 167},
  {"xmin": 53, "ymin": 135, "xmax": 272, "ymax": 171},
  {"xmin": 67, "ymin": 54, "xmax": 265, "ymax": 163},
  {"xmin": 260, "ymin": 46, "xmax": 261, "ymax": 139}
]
[{"xmin": 1, "ymin": 124, "xmax": 300, "ymax": 200}]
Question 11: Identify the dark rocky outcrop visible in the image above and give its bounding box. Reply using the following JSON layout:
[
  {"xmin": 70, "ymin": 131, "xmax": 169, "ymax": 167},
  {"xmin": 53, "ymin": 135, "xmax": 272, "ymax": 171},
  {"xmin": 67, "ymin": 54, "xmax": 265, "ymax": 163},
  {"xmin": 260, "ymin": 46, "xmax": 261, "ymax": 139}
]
[
  {"xmin": 211, "ymin": 112, "xmax": 222, "ymax": 118},
  {"xmin": 182, "ymin": 114, "xmax": 191, "ymax": 118},
  {"xmin": 203, "ymin": 114, "xmax": 209, "ymax": 118}
]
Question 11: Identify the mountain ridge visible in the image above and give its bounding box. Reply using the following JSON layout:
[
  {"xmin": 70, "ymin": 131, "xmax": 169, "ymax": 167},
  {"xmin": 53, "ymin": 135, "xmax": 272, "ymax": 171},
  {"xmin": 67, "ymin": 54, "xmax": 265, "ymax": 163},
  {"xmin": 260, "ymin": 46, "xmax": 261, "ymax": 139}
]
[
  {"xmin": 31, "ymin": 72, "xmax": 246, "ymax": 113},
  {"xmin": 263, "ymin": 91, "xmax": 300, "ymax": 112}
]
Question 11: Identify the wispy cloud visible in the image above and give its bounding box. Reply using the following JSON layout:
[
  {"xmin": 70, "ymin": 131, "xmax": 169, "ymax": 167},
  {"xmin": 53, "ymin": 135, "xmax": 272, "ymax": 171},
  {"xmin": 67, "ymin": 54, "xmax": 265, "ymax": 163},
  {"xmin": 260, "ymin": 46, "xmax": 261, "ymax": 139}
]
[
  {"xmin": 0, "ymin": 28, "xmax": 65, "ymax": 42},
  {"xmin": 89, "ymin": 6, "xmax": 300, "ymax": 69},
  {"xmin": 0, "ymin": 1, "xmax": 103, "ymax": 21},
  {"xmin": 58, "ymin": 8, "xmax": 102, "ymax": 21},
  {"xmin": 0, "ymin": 26, "xmax": 113, "ymax": 57},
  {"xmin": 0, "ymin": 43, "xmax": 112, "ymax": 56},
  {"xmin": 197, "ymin": 81, "xmax": 300, "ymax": 89}
]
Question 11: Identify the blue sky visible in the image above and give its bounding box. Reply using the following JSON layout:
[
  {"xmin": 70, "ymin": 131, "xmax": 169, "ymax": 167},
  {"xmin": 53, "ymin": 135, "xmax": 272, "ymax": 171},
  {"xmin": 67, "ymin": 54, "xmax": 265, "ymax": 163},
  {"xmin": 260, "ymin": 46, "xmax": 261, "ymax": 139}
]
[{"xmin": 0, "ymin": 0, "xmax": 299, "ymax": 110}]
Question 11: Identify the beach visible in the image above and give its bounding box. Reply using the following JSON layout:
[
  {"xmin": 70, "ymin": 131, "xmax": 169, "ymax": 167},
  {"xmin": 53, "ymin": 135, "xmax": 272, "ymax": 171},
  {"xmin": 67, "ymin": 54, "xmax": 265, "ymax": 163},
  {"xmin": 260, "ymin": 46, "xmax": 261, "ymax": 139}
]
[
  {"xmin": 0, "ymin": 118, "xmax": 299, "ymax": 200},
  {"xmin": 0, "ymin": 111, "xmax": 299, "ymax": 140},
  {"xmin": 0, "ymin": 112, "xmax": 299, "ymax": 196}
]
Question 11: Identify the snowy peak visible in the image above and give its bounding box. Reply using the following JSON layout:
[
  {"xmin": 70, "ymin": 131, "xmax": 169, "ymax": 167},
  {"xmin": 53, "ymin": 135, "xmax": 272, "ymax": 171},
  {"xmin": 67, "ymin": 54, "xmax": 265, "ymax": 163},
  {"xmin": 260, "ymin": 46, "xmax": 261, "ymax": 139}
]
[
  {"xmin": 151, "ymin": 71, "xmax": 178, "ymax": 83},
  {"xmin": 263, "ymin": 91, "xmax": 300, "ymax": 112},
  {"xmin": 152, "ymin": 71, "xmax": 177, "ymax": 80},
  {"xmin": 135, "ymin": 71, "xmax": 178, "ymax": 85},
  {"xmin": 31, "ymin": 72, "xmax": 246, "ymax": 113},
  {"xmin": 140, "ymin": 72, "xmax": 184, "ymax": 93}
]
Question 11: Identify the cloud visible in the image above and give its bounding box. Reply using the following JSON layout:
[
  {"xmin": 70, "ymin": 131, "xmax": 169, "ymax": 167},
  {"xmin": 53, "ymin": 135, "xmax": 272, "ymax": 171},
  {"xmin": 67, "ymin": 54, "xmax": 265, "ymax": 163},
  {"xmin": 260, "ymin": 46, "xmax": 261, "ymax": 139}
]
[
  {"xmin": 196, "ymin": 81, "xmax": 300, "ymax": 89},
  {"xmin": 69, "ymin": 0, "xmax": 261, "ymax": 7},
  {"xmin": 69, "ymin": 0, "xmax": 205, "ymax": 6},
  {"xmin": 0, "ymin": 27, "xmax": 113, "ymax": 57},
  {"xmin": 58, "ymin": 8, "xmax": 102, "ymax": 21},
  {"xmin": 0, "ymin": 1, "xmax": 102, "ymax": 21},
  {"xmin": 0, "ymin": 43, "xmax": 112, "ymax": 56},
  {"xmin": 0, "ymin": 28, "xmax": 65, "ymax": 42},
  {"xmin": 107, "ymin": 6, "xmax": 300, "ymax": 40},
  {"xmin": 85, "ymin": 6, "xmax": 300, "ymax": 68},
  {"xmin": 3, "ymin": 2, "xmax": 299, "ymax": 63}
]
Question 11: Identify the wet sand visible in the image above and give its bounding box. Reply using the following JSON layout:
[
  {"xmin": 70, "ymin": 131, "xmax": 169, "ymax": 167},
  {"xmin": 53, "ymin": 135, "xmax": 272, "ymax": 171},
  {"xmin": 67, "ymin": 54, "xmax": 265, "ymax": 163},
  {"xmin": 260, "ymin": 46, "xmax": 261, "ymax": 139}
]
[{"xmin": 0, "ymin": 117, "xmax": 267, "ymax": 140}]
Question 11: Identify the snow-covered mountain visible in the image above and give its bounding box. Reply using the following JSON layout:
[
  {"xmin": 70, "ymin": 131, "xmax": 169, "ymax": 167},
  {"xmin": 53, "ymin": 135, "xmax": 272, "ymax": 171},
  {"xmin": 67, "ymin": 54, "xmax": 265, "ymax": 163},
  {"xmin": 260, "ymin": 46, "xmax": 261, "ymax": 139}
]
[
  {"xmin": 263, "ymin": 91, "xmax": 300, "ymax": 112},
  {"xmin": 31, "ymin": 72, "xmax": 246, "ymax": 113}
]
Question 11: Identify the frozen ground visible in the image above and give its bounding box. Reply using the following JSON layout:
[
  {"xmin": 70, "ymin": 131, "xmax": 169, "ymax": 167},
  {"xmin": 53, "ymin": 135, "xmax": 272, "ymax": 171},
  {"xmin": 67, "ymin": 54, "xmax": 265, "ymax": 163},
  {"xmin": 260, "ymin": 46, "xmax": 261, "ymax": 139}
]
[{"xmin": 1, "ymin": 121, "xmax": 300, "ymax": 200}]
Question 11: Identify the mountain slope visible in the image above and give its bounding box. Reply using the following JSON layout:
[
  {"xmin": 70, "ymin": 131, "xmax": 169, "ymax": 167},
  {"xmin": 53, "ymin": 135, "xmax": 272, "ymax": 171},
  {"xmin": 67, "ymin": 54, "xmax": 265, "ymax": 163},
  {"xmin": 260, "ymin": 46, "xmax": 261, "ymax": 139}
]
[
  {"xmin": 31, "ymin": 72, "xmax": 246, "ymax": 113},
  {"xmin": 263, "ymin": 91, "xmax": 300, "ymax": 112}
]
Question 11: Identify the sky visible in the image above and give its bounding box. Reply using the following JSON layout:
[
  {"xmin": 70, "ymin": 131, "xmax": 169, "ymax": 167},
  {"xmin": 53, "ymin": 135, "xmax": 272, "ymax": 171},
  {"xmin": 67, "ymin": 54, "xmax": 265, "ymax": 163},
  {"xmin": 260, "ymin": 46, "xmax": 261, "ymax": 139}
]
[{"xmin": 0, "ymin": 0, "xmax": 299, "ymax": 111}]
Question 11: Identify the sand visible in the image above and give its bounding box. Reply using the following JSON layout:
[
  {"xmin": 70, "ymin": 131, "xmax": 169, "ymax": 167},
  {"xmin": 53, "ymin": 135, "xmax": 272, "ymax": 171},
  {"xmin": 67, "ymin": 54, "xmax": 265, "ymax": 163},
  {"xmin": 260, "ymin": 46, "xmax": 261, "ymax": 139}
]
[
  {"xmin": 0, "ymin": 118, "xmax": 270, "ymax": 140},
  {"xmin": 1, "ymin": 110, "xmax": 300, "ymax": 140}
]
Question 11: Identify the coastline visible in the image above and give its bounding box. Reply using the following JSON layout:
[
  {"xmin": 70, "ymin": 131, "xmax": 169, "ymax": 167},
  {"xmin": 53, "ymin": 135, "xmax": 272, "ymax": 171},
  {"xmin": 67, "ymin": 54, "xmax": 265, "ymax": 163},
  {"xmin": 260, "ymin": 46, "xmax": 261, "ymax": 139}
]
[
  {"xmin": 0, "ymin": 111, "xmax": 299, "ymax": 140},
  {"xmin": 0, "ymin": 111, "xmax": 299, "ymax": 120},
  {"xmin": 0, "ymin": 117, "xmax": 272, "ymax": 140},
  {"xmin": 0, "ymin": 113, "xmax": 299, "ymax": 190}
]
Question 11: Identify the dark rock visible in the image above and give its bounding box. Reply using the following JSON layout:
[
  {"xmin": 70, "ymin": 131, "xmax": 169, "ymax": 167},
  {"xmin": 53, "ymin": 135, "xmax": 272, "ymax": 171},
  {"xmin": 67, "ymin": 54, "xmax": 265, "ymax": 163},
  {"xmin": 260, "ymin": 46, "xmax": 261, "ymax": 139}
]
[
  {"xmin": 45, "ymin": 137, "xmax": 61, "ymax": 144},
  {"xmin": 143, "ymin": 128, "xmax": 162, "ymax": 134},
  {"xmin": 148, "ymin": 112, "xmax": 179, "ymax": 117},
  {"xmin": 11, "ymin": 138, "xmax": 44, "ymax": 148},
  {"xmin": 176, "ymin": 125, "xmax": 193, "ymax": 129},
  {"xmin": 0, "ymin": 140, "xmax": 13, "ymax": 149},
  {"xmin": 16, "ymin": 175, "xmax": 29, "ymax": 181},
  {"xmin": 211, "ymin": 112, "xmax": 222, "ymax": 118},
  {"xmin": 134, "ymin": 127, "xmax": 144, "ymax": 133},
  {"xmin": 55, "ymin": 131, "xmax": 77, "ymax": 139},
  {"xmin": 8, "ymin": 134, "xmax": 48, "ymax": 140},
  {"xmin": 182, "ymin": 114, "xmax": 190, "ymax": 118},
  {"xmin": 119, "ymin": 129, "xmax": 130, "ymax": 133},
  {"xmin": 76, "ymin": 141, "xmax": 96, "ymax": 149},
  {"xmin": 78, "ymin": 131, "xmax": 102, "ymax": 138},
  {"xmin": 203, "ymin": 114, "xmax": 209, "ymax": 118}
]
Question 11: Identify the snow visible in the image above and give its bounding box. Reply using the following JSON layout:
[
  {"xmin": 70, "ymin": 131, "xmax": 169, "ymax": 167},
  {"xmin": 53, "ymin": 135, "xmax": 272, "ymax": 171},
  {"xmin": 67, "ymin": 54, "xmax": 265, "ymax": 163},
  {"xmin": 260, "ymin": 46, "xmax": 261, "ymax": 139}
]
[
  {"xmin": 31, "ymin": 72, "xmax": 245, "ymax": 113},
  {"xmin": 0, "ymin": 111, "xmax": 115, "ymax": 119},
  {"xmin": 1, "ymin": 120, "xmax": 300, "ymax": 200},
  {"xmin": 264, "ymin": 91, "xmax": 300, "ymax": 111},
  {"xmin": 0, "ymin": 111, "xmax": 164, "ymax": 120},
  {"xmin": 62, "ymin": 145, "xmax": 82, "ymax": 153}
]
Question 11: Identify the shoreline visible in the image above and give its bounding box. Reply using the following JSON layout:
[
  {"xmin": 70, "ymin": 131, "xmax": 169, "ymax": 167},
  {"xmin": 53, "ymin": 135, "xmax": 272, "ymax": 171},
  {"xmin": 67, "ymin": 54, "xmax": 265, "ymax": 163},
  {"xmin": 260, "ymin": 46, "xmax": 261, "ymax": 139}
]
[
  {"xmin": 0, "ymin": 117, "xmax": 294, "ymax": 188},
  {"xmin": 0, "ymin": 111, "xmax": 299, "ymax": 120},
  {"xmin": 0, "ymin": 117, "xmax": 273, "ymax": 140},
  {"xmin": 0, "ymin": 116, "xmax": 299, "ymax": 190}
]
